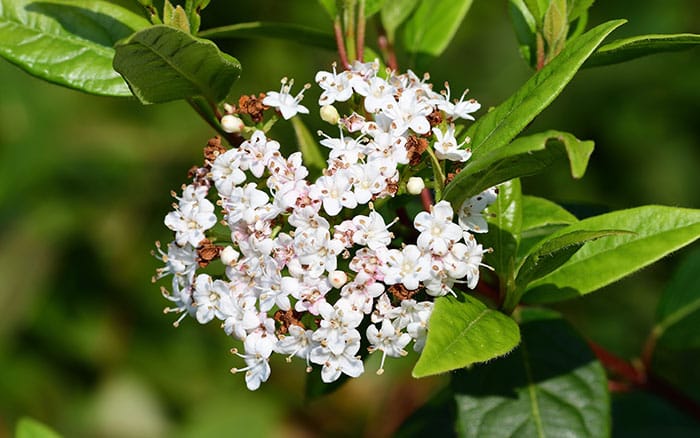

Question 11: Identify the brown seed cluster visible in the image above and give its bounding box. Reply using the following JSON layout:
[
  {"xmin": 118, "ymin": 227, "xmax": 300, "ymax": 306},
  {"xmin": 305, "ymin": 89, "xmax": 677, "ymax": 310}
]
[
  {"xmin": 196, "ymin": 238, "xmax": 222, "ymax": 267},
  {"xmin": 237, "ymin": 93, "xmax": 269, "ymax": 123},
  {"xmin": 274, "ymin": 309, "xmax": 305, "ymax": 335},
  {"xmin": 388, "ymin": 283, "xmax": 418, "ymax": 301},
  {"xmin": 203, "ymin": 136, "xmax": 226, "ymax": 162},
  {"xmin": 405, "ymin": 135, "xmax": 428, "ymax": 166}
]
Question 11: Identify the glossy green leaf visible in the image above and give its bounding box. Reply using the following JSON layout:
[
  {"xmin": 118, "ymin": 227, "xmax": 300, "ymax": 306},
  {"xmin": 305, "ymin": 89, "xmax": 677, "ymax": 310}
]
[
  {"xmin": 381, "ymin": 0, "xmax": 420, "ymax": 42},
  {"xmin": 524, "ymin": 206, "xmax": 700, "ymax": 303},
  {"xmin": 198, "ymin": 22, "xmax": 335, "ymax": 50},
  {"xmin": 479, "ymin": 179, "xmax": 522, "ymax": 296},
  {"xmin": 460, "ymin": 20, "xmax": 624, "ymax": 157},
  {"xmin": 290, "ymin": 117, "xmax": 326, "ymax": 179},
  {"xmin": 655, "ymin": 248, "xmax": 700, "ymax": 350},
  {"xmin": 443, "ymin": 130, "xmax": 594, "ymax": 207},
  {"xmin": 113, "ymin": 25, "xmax": 241, "ymax": 104},
  {"xmin": 518, "ymin": 196, "xmax": 578, "ymax": 259},
  {"xmin": 402, "ymin": 0, "xmax": 474, "ymax": 60},
  {"xmin": 585, "ymin": 33, "xmax": 700, "ymax": 68},
  {"xmin": 0, "ymin": 0, "xmax": 150, "ymax": 96},
  {"xmin": 515, "ymin": 229, "xmax": 626, "ymax": 292},
  {"xmin": 412, "ymin": 293, "xmax": 520, "ymax": 378},
  {"xmin": 16, "ymin": 417, "xmax": 62, "ymax": 438},
  {"xmin": 453, "ymin": 307, "xmax": 610, "ymax": 438}
]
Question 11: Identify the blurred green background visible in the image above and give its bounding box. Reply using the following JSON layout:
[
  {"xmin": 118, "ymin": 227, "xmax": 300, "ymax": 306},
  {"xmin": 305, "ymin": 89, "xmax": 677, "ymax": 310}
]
[{"xmin": 1, "ymin": 1, "xmax": 699, "ymax": 436}]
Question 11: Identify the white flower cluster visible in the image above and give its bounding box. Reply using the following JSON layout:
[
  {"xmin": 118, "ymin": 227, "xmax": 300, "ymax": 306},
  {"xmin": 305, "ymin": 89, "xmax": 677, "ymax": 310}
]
[{"xmin": 155, "ymin": 61, "xmax": 496, "ymax": 390}]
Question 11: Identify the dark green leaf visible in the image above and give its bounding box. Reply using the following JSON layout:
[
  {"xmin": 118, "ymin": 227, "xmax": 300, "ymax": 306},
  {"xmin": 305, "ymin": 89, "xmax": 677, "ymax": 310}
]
[
  {"xmin": 453, "ymin": 307, "xmax": 610, "ymax": 438},
  {"xmin": 16, "ymin": 417, "xmax": 62, "ymax": 438},
  {"xmin": 443, "ymin": 130, "xmax": 594, "ymax": 207},
  {"xmin": 460, "ymin": 20, "xmax": 624, "ymax": 157},
  {"xmin": 612, "ymin": 391, "xmax": 700, "ymax": 437},
  {"xmin": 198, "ymin": 22, "xmax": 335, "ymax": 50},
  {"xmin": 412, "ymin": 293, "xmax": 520, "ymax": 378},
  {"xmin": 395, "ymin": 387, "xmax": 457, "ymax": 438},
  {"xmin": 479, "ymin": 179, "xmax": 522, "ymax": 298},
  {"xmin": 0, "ymin": 0, "xmax": 150, "ymax": 96},
  {"xmin": 381, "ymin": 0, "xmax": 420, "ymax": 42},
  {"xmin": 113, "ymin": 25, "xmax": 241, "ymax": 104},
  {"xmin": 524, "ymin": 206, "xmax": 700, "ymax": 304},
  {"xmin": 585, "ymin": 33, "xmax": 700, "ymax": 68},
  {"xmin": 655, "ymin": 248, "xmax": 700, "ymax": 350},
  {"xmin": 402, "ymin": 0, "xmax": 474, "ymax": 61},
  {"xmin": 290, "ymin": 117, "xmax": 326, "ymax": 179}
]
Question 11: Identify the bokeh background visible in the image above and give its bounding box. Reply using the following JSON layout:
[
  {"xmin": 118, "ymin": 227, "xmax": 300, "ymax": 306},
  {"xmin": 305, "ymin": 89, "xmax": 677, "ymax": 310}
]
[{"xmin": 1, "ymin": 1, "xmax": 699, "ymax": 436}]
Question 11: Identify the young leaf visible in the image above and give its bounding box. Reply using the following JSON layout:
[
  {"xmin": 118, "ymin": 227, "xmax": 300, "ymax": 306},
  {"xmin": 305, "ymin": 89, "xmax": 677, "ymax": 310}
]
[
  {"xmin": 402, "ymin": 0, "xmax": 474, "ymax": 62},
  {"xmin": 452, "ymin": 307, "xmax": 610, "ymax": 438},
  {"xmin": 364, "ymin": 0, "xmax": 388, "ymax": 18},
  {"xmin": 543, "ymin": 0, "xmax": 568, "ymax": 61},
  {"xmin": 654, "ymin": 248, "xmax": 700, "ymax": 350},
  {"xmin": 317, "ymin": 0, "xmax": 338, "ymax": 18},
  {"xmin": 509, "ymin": 0, "xmax": 538, "ymax": 66},
  {"xmin": 443, "ymin": 130, "xmax": 594, "ymax": 207},
  {"xmin": 523, "ymin": 206, "xmax": 700, "ymax": 304},
  {"xmin": 412, "ymin": 293, "xmax": 520, "ymax": 378},
  {"xmin": 479, "ymin": 179, "xmax": 522, "ymax": 295},
  {"xmin": 16, "ymin": 417, "xmax": 62, "ymax": 438},
  {"xmin": 460, "ymin": 20, "xmax": 624, "ymax": 157},
  {"xmin": 113, "ymin": 25, "xmax": 241, "ymax": 104},
  {"xmin": 0, "ymin": 0, "xmax": 150, "ymax": 96},
  {"xmin": 585, "ymin": 33, "xmax": 700, "ymax": 68},
  {"xmin": 567, "ymin": 0, "xmax": 595, "ymax": 22},
  {"xmin": 290, "ymin": 117, "xmax": 326, "ymax": 179},
  {"xmin": 198, "ymin": 22, "xmax": 335, "ymax": 50},
  {"xmin": 518, "ymin": 195, "xmax": 578, "ymax": 258},
  {"xmin": 185, "ymin": 0, "xmax": 210, "ymax": 33},
  {"xmin": 380, "ymin": 0, "xmax": 420, "ymax": 42}
]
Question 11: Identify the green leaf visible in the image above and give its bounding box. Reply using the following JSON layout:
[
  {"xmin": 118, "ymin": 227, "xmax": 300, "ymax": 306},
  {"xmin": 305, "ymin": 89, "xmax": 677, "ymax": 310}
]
[
  {"xmin": 381, "ymin": 0, "xmax": 420, "ymax": 42},
  {"xmin": 509, "ymin": 0, "xmax": 538, "ymax": 66},
  {"xmin": 163, "ymin": 2, "xmax": 190, "ymax": 33},
  {"xmin": 16, "ymin": 417, "xmax": 62, "ymax": 438},
  {"xmin": 0, "ymin": 0, "xmax": 150, "ymax": 96},
  {"xmin": 523, "ymin": 206, "xmax": 700, "ymax": 304},
  {"xmin": 515, "ymin": 229, "xmax": 627, "ymax": 292},
  {"xmin": 318, "ymin": 0, "xmax": 338, "ymax": 18},
  {"xmin": 522, "ymin": 0, "xmax": 546, "ymax": 28},
  {"xmin": 585, "ymin": 33, "xmax": 700, "ymax": 68},
  {"xmin": 198, "ymin": 22, "xmax": 335, "ymax": 50},
  {"xmin": 185, "ymin": 0, "xmax": 210, "ymax": 34},
  {"xmin": 113, "ymin": 25, "xmax": 241, "ymax": 104},
  {"xmin": 518, "ymin": 196, "xmax": 578, "ymax": 259},
  {"xmin": 290, "ymin": 117, "xmax": 326, "ymax": 179},
  {"xmin": 654, "ymin": 248, "xmax": 700, "ymax": 350},
  {"xmin": 443, "ymin": 130, "xmax": 594, "ymax": 207},
  {"xmin": 453, "ymin": 307, "xmax": 610, "ymax": 438},
  {"xmin": 479, "ymin": 179, "xmax": 522, "ymax": 297},
  {"xmin": 364, "ymin": 0, "xmax": 387, "ymax": 18},
  {"xmin": 402, "ymin": 0, "xmax": 474, "ymax": 62},
  {"xmin": 412, "ymin": 293, "xmax": 520, "ymax": 378},
  {"xmin": 567, "ymin": 0, "xmax": 594, "ymax": 22},
  {"xmin": 460, "ymin": 20, "xmax": 624, "ymax": 157},
  {"xmin": 542, "ymin": 0, "xmax": 568, "ymax": 61}
]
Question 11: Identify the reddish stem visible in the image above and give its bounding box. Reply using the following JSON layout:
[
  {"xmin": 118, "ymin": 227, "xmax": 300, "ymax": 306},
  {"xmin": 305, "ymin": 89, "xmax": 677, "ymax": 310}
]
[
  {"xmin": 377, "ymin": 31, "xmax": 398, "ymax": 71},
  {"xmin": 420, "ymin": 188, "xmax": 433, "ymax": 211},
  {"xmin": 356, "ymin": 0, "xmax": 365, "ymax": 62},
  {"xmin": 334, "ymin": 17, "xmax": 351, "ymax": 70}
]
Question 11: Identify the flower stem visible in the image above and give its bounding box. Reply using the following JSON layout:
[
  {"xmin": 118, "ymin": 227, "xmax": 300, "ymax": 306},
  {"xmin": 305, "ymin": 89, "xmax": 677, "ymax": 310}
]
[
  {"xmin": 356, "ymin": 0, "xmax": 366, "ymax": 62},
  {"xmin": 334, "ymin": 17, "xmax": 351, "ymax": 69}
]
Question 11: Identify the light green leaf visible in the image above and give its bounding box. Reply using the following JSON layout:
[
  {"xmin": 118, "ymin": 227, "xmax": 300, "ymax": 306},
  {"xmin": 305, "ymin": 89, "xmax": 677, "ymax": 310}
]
[
  {"xmin": 523, "ymin": 0, "xmax": 546, "ymax": 28},
  {"xmin": 515, "ymin": 229, "xmax": 627, "ymax": 292},
  {"xmin": 185, "ymin": 0, "xmax": 210, "ymax": 33},
  {"xmin": 113, "ymin": 25, "xmax": 241, "ymax": 104},
  {"xmin": 402, "ymin": 0, "xmax": 474, "ymax": 61},
  {"xmin": 655, "ymin": 248, "xmax": 700, "ymax": 350},
  {"xmin": 460, "ymin": 20, "xmax": 624, "ymax": 157},
  {"xmin": 290, "ymin": 117, "xmax": 326, "ymax": 179},
  {"xmin": 479, "ymin": 179, "xmax": 522, "ymax": 297},
  {"xmin": 198, "ymin": 22, "xmax": 335, "ymax": 50},
  {"xmin": 524, "ymin": 206, "xmax": 700, "ymax": 303},
  {"xmin": 381, "ymin": 0, "xmax": 420, "ymax": 42},
  {"xmin": 412, "ymin": 293, "xmax": 520, "ymax": 378},
  {"xmin": 585, "ymin": 33, "xmax": 700, "ymax": 68},
  {"xmin": 16, "ymin": 417, "xmax": 62, "ymax": 438},
  {"xmin": 163, "ymin": 2, "xmax": 190, "ymax": 33},
  {"xmin": 543, "ymin": 0, "xmax": 568, "ymax": 61},
  {"xmin": 453, "ymin": 307, "xmax": 610, "ymax": 438},
  {"xmin": 567, "ymin": 0, "xmax": 594, "ymax": 22},
  {"xmin": 0, "ymin": 0, "xmax": 150, "ymax": 96},
  {"xmin": 518, "ymin": 196, "xmax": 578, "ymax": 258},
  {"xmin": 318, "ymin": 0, "xmax": 338, "ymax": 18},
  {"xmin": 364, "ymin": 0, "xmax": 387, "ymax": 17},
  {"xmin": 443, "ymin": 130, "xmax": 594, "ymax": 208}
]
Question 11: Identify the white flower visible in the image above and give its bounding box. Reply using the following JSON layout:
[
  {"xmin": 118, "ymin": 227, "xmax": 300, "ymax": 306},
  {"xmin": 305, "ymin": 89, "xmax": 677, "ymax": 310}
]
[
  {"xmin": 383, "ymin": 88, "xmax": 433, "ymax": 135},
  {"xmin": 432, "ymin": 125, "xmax": 471, "ymax": 162},
  {"xmin": 263, "ymin": 77, "xmax": 310, "ymax": 120},
  {"xmin": 406, "ymin": 177, "xmax": 425, "ymax": 195},
  {"xmin": 275, "ymin": 325, "xmax": 317, "ymax": 369},
  {"xmin": 211, "ymin": 149, "xmax": 246, "ymax": 197},
  {"xmin": 433, "ymin": 82, "xmax": 480, "ymax": 120},
  {"xmin": 380, "ymin": 245, "xmax": 431, "ymax": 290},
  {"xmin": 221, "ymin": 114, "xmax": 244, "ymax": 133},
  {"xmin": 192, "ymin": 274, "xmax": 229, "ymax": 324},
  {"xmin": 458, "ymin": 187, "xmax": 498, "ymax": 233},
  {"xmin": 414, "ymin": 200, "xmax": 463, "ymax": 256},
  {"xmin": 308, "ymin": 173, "xmax": 357, "ymax": 216},
  {"xmin": 316, "ymin": 64, "xmax": 354, "ymax": 105},
  {"xmin": 164, "ymin": 186, "xmax": 217, "ymax": 247},
  {"xmin": 367, "ymin": 319, "xmax": 411, "ymax": 374},
  {"xmin": 352, "ymin": 211, "xmax": 394, "ymax": 250},
  {"xmin": 310, "ymin": 330, "xmax": 364, "ymax": 383},
  {"xmin": 353, "ymin": 76, "xmax": 396, "ymax": 113}
]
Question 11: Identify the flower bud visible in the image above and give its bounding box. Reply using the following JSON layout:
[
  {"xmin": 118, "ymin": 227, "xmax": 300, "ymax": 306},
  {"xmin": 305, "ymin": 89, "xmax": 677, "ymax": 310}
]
[
  {"xmin": 220, "ymin": 246, "xmax": 240, "ymax": 266},
  {"xmin": 320, "ymin": 105, "xmax": 340, "ymax": 125},
  {"xmin": 407, "ymin": 177, "xmax": 425, "ymax": 195},
  {"xmin": 221, "ymin": 115, "xmax": 244, "ymax": 133},
  {"xmin": 329, "ymin": 270, "xmax": 348, "ymax": 288}
]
